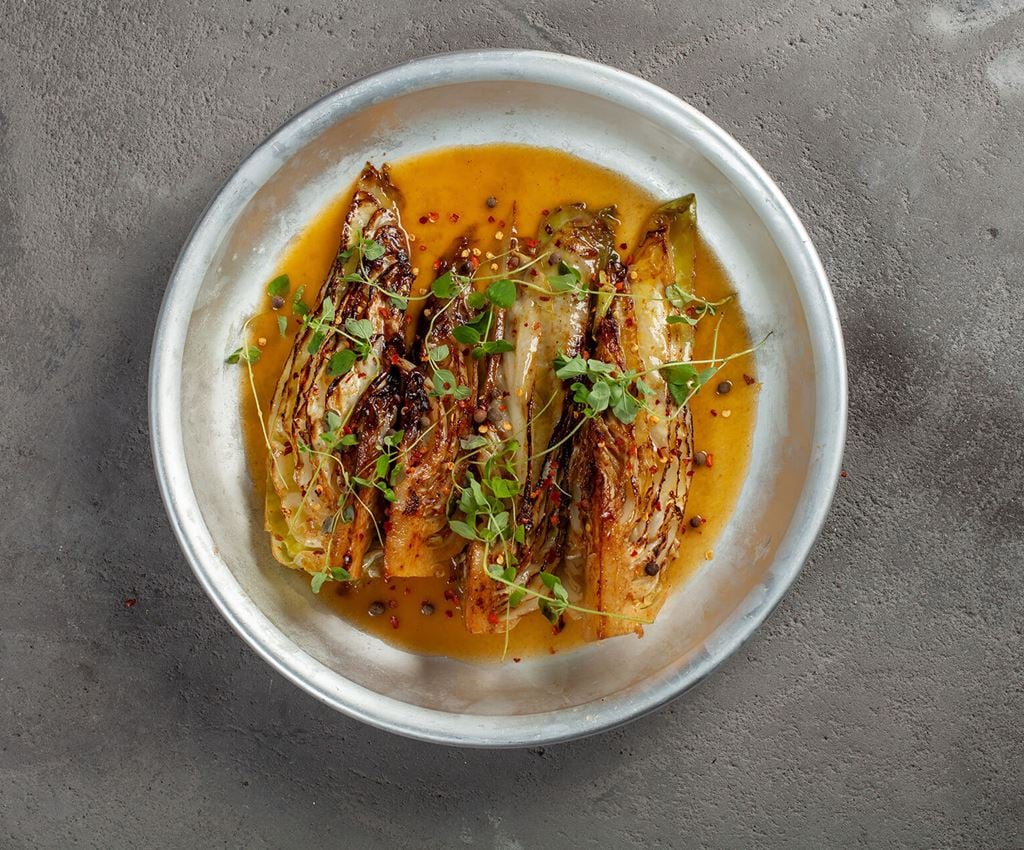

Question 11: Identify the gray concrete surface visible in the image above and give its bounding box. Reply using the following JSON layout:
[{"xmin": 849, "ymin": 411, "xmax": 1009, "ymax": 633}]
[{"xmin": 2, "ymin": 1, "xmax": 1022, "ymax": 847}]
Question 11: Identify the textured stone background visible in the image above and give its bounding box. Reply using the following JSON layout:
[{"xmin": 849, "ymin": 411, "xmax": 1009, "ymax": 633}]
[{"xmin": 2, "ymin": 1, "xmax": 1022, "ymax": 847}]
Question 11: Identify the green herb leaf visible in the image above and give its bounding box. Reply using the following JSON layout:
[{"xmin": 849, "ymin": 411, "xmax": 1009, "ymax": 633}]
[
  {"xmin": 267, "ymin": 274, "xmax": 290, "ymax": 297},
  {"xmin": 449, "ymin": 520, "xmax": 478, "ymax": 541},
  {"xmin": 310, "ymin": 572, "xmax": 328, "ymax": 593},
  {"xmin": 489, "ymin": 477, "xmax": 520, "ymax": 499},
  {"xmin": 277, "ymin": 315, "xmax": 288, "ymax": 337},
  {"xmin": 306, "ymin": 331, "xmax": 325, "ymax": 355},
  {"xmin": 460, "ymin": 435, "xmax": 489, "ymax": 451},
  {"xmin": 226, "ymin": 346, "xmax": 261, "ymax": 365},
  {"xmin": 321, "ymin": 296, "xmax": 335, "ymax": 324},
  {"xmin": 466, "ymin": 291, "xmax": 487, "ymax": 310},
  {"xmin": 452, "ymin": 325, "xmax": 481, "ymax": 345},
  {"xmin": 345, "ymin": 318, "xmax": 374, "ymax": 341},
  {"xmin": 553, "ymin": 353, "xmax": 588, "ymax": 379},
  {"xmin": 431, "ymin": 271, "xmax": 459, "ymax": 299},
  {"xmin": 548, "ymin": 261, "xmax": 582, "ymax": 294},
  {"xmin": 331, "ymin": 567, "xmax": 353, "ymax": 581},
  {"xmin": 472, "ymin": 339, "xmax": 514, "ymax": 358},
  {"xmin": 362, "ymin": 239, "xmax": 385, "ymax": 261},
  {"xmin": 430, "ymin": 368, "xmax": 456, "ymax": 396},
  {"xmin": 328, "ymin": 349, "xmax": 357, "ymax": 377},
  {"xmin": 428, "ymin": 344, "xmax": 450, "ymax": 362},
  {"xmin": 485, "ymin": 278, "xmax": 517, "ymax": 308},
  {"xmin": 611, "ymin": 389, "xmax": 640, "ymax": 424},
  {"xmin": 383, "ymin": 430, "xmax": 404, "ymax": 449},
  {"xmin": 292, "ymin": 285, "xmax": 309, "ymax": 317},
  {"xmin": 587, "ymin": 380, "xmax": 611, "ymax": 412}
]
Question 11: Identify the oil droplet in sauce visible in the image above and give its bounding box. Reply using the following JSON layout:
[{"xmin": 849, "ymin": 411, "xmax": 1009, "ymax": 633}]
[{"xmin": 241, "ymin": 144, "xmax": 757, "ymax": 663}]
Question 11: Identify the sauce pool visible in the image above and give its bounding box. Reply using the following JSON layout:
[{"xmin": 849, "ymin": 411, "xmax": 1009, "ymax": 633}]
[{"xmin": 242, "ymin": 144, "xmax": 758, "ymax": 662}]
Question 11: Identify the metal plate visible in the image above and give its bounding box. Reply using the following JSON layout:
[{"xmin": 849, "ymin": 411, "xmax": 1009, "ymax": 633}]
[{"xmin": 149, "ymin": 50, "xmax": 847, "ymax": 747}]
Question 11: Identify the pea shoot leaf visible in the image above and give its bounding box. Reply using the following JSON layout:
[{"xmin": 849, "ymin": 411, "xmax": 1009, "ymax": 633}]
[
  {"xmin": 449, "ymin": 520, "xmax": 478, "ymax": 541},
  {"xmin": 362, "ymin": 239, "xmax": 385, "ymax": 261},
  {"xmin": 226, "ymin": 346, "xmax": 261, "ymax": 365},
  {"xmin": 453, "ymin": 325, "xmax": 481, "ymax": 345},
  {"xmin": 328, "ymin": 349, "xmax": 356, "ymax": 377},
  {"xmin": 485, "ymin": 278, "xmax": 517, "ymax": 308},
  {"xmin": 431, "ymin": 271, "xmax": 459, "ymax": 299},
  {"xmin": 267, "ymin": 274, "xmax": 290, "ymax": 297}
]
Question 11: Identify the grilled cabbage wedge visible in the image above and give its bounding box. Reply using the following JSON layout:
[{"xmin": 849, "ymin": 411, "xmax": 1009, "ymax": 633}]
[
  {"xmin": 566, "ymin": 196, "xmax": 697, "ymax": 639},
  {"xmin": 464, "ymin": 205, "xmax": 617, "ymax": 634},
  {"xmin": 266, "ymin": 164, "xmax": 413, "ymax": 578},
  {"xmin": 384, "ymin": 238, "xmax": 480, "ymax": 578}
]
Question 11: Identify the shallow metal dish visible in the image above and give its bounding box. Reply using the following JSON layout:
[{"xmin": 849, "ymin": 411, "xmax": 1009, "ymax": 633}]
[{"xmin": 150, "ymin": 50, "xmax": 846, "ymax": 747}]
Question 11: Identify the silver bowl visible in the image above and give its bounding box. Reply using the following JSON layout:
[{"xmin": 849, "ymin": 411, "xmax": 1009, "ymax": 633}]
[{"xmin": 150, "ymin": 50, "xmax": 846, "ymax": 747}]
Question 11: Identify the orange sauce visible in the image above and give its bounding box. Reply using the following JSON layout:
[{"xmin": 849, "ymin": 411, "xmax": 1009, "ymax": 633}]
[{"xmin": 242, "ymin": 145, "xmax": 757, "ymax": 662}]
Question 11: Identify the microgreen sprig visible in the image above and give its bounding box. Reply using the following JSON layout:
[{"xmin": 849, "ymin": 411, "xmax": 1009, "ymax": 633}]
[{"xmin": 485, "ymin": 566, "xmax": 652, "ymax": 626}]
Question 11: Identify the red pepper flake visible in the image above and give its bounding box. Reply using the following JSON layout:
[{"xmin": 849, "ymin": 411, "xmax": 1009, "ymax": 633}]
[
  {"xmin": 619, "ymin": 242, "xmax": 627, "ymax": 250},
  {"xmin": 418, "ymin": 215, "xmax": 429, "ymax": 224},
  {"xmin": 549, "ymin": 515, "xmax": 559, "ymax": 526},
  {"xmin": 487, "ymin": 611, "xmax": 500, "ymax": 625},
  {"xmin": 487, "ymin": 215, "xmax": 495, "ymax": 224},
  {"xmin": 840, "ymin": 470, "xmax": 849, "ymax": 478},
  {"xmin": 444, "ymin": 588, "xmax": 460, "ymax": 604},
  {"xmin": 387, "ymin": 598, "xmax": 398, "ymax": 609},
  {"xmin": 432, "ymin": 258, "xmax": 443, "ymax": 271},
  {"xmin": 428, "ymin": 211, "xmax": 439, "ymax": 223},
  {"xmin": 743, "ymin": 373, "xmax": 756, "ymax": 386},
  {"xmin": 418, "ymin": 243, "xmax": 427, "ymax": 252},
  {"xmin": 541, "ymin": 209, "xmax": 549, "ymax": 216},
  {"xmin": 513, "ymin": 657, "xmax": 522, "ymax": 663},
  {"xmin": 404, "ymin": 586, "xmax": 412, "ymax": 595},
  {"xmin": 445, "ymin": 610, "xmax": 454, "ymax": 618},
  {"xmin": 709, "ymin": 409, "xmax": 718, "ymax": 417},
  {"xmin": 523, "ymin": 238, "xmax": 539, "ymax": 250},
  {"xmin": 383, "ymin": 520, "xmax": 393, "ymax": 533},
  {"xmin": 123, "ymin": 598, "xmax": 136, "ymax": 608},
  {"xmin": 499, "ymin": 220, "xmax": 506, "ymax": 228},
  {"xmin": 389, "ymin": 584, "xmax": 397, "ymax": 591},
  {"xmin": 624, "ymin": 255, "xmax": 634, "ymax": 265},
  {"xmin": 389, "ymin": 615, "xmax": 400, "ymax": 629},
  {"xmin": 449, "ymin": 212, "xmax": 460, "ymax": 223},
  {"xmin": 705, "ymin": 452, "xmax": 714, "ymax": 468}
]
